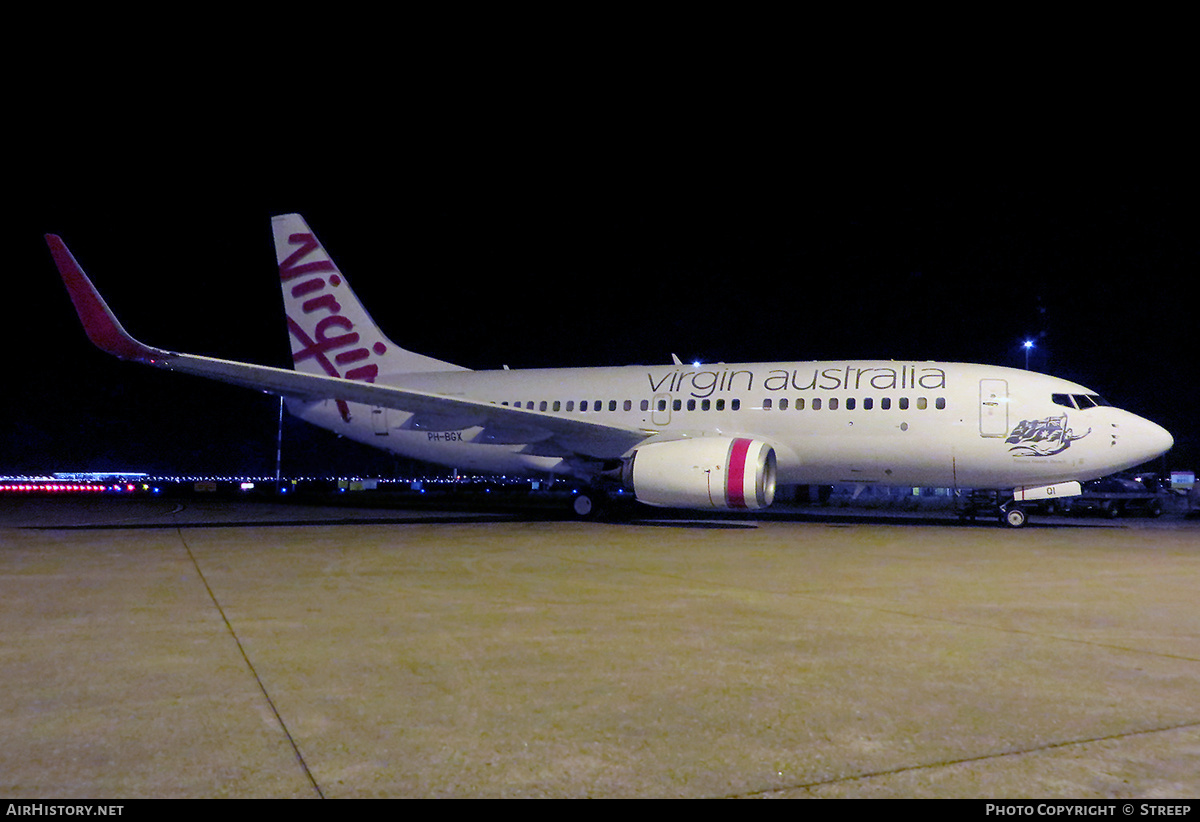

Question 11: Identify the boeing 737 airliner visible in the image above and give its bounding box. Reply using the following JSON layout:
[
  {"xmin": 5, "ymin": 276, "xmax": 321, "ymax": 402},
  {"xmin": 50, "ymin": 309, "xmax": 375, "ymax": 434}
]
[{"xmin": 45, "ymin": 214, "xmax": 1174, "ymax": 526}]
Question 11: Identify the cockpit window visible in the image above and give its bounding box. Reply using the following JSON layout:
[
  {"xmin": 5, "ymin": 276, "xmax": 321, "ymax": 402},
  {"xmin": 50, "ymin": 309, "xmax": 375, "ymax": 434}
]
[
  {"xmin": 1071, "ymin": 394, "xmax": 1111, "ymax": 409},
  {"xmin": 1054, "ymin": 393, "xmax": 1111, "ymax": 409}
]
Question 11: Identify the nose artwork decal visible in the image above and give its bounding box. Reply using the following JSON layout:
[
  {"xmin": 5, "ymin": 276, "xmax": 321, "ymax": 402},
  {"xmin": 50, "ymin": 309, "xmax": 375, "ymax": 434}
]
[{"xmin": 1006, "ymin": 415, "xmax": 1091, "ymax": 457}]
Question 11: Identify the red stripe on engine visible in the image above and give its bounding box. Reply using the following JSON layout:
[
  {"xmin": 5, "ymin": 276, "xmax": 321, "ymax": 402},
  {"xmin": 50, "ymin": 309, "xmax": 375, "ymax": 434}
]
[{"xmin": 726, "ymin": 438, "xmax": 752, "ymax": 508}]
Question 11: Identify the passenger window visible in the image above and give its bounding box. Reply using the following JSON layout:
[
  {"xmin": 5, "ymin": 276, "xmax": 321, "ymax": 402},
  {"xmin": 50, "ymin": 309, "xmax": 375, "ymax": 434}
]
[
  {"xmin": 656, "ymin": 399, "xmax": 666, "ymax": 411},
  {"xmin": 687, "ymin": 399, "xmax": 696, "ymax": 411},
  {"xmin": 796, "ymin": 398, "xmax": 805, "ymax": 410},
  {"xmin": 624, "ymin": 400, "xmax": 632, "ymax": 411},
  {"xmin": 863, "ymin": 397, "xmax": 873, "ymax": 410},
  {"xmin": 566, "ymin": 401, "xmax": 575, "ymax": 412},
  {"xmin": 846, "ymin": 398, "xmax": 856, "ymax": 410},
  {"xmin": 779, "ymin": 398, "xmax": 789, "ymax": 410},
  {"xmin": 701, "ymin": 399, "xmax": 711, "ymax": 411},
  {"xmin": 673, "ymin": 399, "xmax": 682, "ymax": 411},
  {"xmin": 539, "ymin": 401, "xmax": 548, "ymax": 411},
  {"xmin": 917, "ymin": 397, "xmax": 927, "ymax": 410},
  {"xmin": 716, "ymin": 399, "xmax": 726, "ymax": 411},
  {"xmin": 640, "ymin": 400, "xmax": 649, "ymax": 411},
  {"xmin": 763, "ymin": 398, "xmax": 773, "ymax": 410},
  {"xmin": 935, "ymin": 397, "xmax": 945, "ymax": 409},
  {"xmin": 881, "ymin": 397, "xmax": 891, "ymax": 410},
  {"xmin": 829, "ymin": 398, "xmax": 839, "ymax": 410},
  {"xmin": 580, "ymin": 401, "xmax": 589, "ymax": 412},
  {"xmin": 899, "ymin": 398, "xmax": 909, "ymax": 410},
  {"xmin": 553, "ymin": 401, "xmax": 561, "ymax": 411},
  {"xmin": 813, "ymin": 398, "xmax": 822, "ymax": 410},
  {"xmin": 732, "ymin": 399, "xmax": 741, "ymax": 411}
]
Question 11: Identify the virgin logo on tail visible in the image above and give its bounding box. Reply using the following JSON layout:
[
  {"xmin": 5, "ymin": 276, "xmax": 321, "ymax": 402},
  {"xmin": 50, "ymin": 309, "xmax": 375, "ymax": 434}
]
[{"xmin": 280, "ymin": 233, "xmax": 387, "ymax": 422}]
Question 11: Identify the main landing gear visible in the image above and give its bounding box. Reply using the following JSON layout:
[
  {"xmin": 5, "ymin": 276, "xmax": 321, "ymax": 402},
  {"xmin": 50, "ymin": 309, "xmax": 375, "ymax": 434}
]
[
  {"xmin": 957, "ymin": 490, "xmax": 1030, "ymax": 528},
  {"xmin": 570, "ymin": 489, "xmax": 601, "ymax": 519},
  {"xmin": 567, "ymin": 485, "xmax": 636, "ymax": 521}
]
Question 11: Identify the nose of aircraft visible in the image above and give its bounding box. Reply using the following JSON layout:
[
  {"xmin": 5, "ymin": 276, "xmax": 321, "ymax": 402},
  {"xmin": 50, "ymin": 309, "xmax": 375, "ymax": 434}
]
[{"xmin": 1139, "ymin": 418, "xmax": 1174, "ymax": 461}]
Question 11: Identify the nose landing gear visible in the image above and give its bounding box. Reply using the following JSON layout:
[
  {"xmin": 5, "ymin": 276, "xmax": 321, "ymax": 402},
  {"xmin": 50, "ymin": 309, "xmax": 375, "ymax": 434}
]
[
  {"xmin": 1000, "ymin": 502, "xmax": 1028, "ymax": 528},
  {"xmin": 957, "ymin": 490, "xmax": 1030, "ymax": 528}
]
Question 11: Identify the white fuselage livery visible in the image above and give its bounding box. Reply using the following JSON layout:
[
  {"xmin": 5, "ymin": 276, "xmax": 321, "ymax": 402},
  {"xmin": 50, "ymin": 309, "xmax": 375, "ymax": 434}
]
[
  {"xmin": 46, "ymin": 213, "xmax": 1174, "ymax": 521},
  {"xmin": 292, "ymin": 359, "xmax": 1169, "ymax": 492}
]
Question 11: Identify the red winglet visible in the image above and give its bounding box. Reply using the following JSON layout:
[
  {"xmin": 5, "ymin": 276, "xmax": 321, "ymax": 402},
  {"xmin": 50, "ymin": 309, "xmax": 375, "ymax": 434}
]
[{"xmin": 46, "ymin": 234, "xmax": 162, "ymax": 363}]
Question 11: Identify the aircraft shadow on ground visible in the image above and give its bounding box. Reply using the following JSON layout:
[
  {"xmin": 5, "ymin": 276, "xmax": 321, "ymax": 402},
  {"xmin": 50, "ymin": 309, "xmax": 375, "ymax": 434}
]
[
  {"xmin": 19, "ymin": 512, "xmax": 1116, "ymax": 531},
  {"xmin": 8, "ymin": 499, "xmax": 1134, "ymax": 531}
]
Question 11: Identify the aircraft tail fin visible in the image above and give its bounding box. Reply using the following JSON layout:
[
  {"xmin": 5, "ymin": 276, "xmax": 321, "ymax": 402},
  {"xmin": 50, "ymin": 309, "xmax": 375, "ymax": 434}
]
[{"xmin": 272, "ymin": 213, "xmax": 467, "ymax": 380}]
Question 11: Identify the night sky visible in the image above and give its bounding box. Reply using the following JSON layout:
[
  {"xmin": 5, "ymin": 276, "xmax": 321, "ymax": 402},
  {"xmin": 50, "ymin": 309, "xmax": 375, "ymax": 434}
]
[{"xmin": 9, "ymin": 154, "xmax": 1197, "ymax": 477}]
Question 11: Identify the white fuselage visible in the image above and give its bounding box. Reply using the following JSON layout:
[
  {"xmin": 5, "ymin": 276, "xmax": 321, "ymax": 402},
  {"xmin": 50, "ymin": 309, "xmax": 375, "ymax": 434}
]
[
  {"xmin": 46, "ymin": 216, "xmax": 1175, "ymax": 510},
  {"xmin": 288, "ymin": 359, "xmax": 1172, "ymax": 491}
]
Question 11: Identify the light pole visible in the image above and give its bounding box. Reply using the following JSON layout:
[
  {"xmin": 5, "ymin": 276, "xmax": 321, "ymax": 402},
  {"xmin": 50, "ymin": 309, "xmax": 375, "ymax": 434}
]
[{"xmin": 1023, "ymin": 339, "xmax": 1034, "ymax": 370}]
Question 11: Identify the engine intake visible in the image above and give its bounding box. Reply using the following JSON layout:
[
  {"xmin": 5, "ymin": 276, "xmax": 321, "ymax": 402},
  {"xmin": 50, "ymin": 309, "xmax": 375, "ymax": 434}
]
[{"xmin": 627, "ymin": 437, "xmax": 777, "ymax": 510}]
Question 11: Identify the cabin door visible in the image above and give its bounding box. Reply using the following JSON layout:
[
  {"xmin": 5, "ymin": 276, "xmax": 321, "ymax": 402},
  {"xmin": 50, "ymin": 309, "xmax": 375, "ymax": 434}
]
[{"xmin": 979, "ymin": 379, "xmax": 1009, "ymax": 437}]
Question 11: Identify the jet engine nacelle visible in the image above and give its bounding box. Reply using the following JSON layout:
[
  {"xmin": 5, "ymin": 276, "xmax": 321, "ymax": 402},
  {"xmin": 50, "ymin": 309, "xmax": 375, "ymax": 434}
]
[{"xmin": 627, "ymin": 437, "xmax": 778, "ymax": 510}]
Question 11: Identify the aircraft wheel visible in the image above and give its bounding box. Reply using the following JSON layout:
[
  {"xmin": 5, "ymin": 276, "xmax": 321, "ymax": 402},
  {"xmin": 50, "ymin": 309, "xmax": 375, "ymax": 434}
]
[
  {"xmin": 1001, "ymin": 505, "xmax": 1028, "ymax": 528},
  {"xmin": 570, "ymin": 490, "xmax": 605, "ymax": 520}
]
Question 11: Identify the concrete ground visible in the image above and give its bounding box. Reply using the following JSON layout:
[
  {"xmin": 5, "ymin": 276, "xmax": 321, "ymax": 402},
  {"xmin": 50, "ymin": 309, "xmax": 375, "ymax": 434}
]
[{"xmin": 2, "ymin": 498, "xmax": 1198, "ymax": 798}]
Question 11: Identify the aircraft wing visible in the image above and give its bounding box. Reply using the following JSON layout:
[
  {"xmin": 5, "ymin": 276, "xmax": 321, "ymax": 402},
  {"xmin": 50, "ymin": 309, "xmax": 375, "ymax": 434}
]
[{"xmin": 47, "ymin": 235, "xmax": 654, "ymax": 461}]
